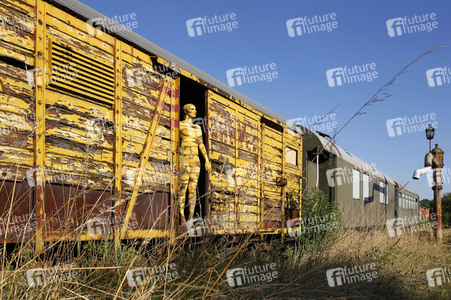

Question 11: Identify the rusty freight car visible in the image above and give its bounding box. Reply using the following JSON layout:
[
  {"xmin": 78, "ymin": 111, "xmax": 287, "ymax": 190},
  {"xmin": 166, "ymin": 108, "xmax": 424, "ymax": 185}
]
[{"xmin": 0, "ymin": 0, "xmax": 303, "ymax": 252}]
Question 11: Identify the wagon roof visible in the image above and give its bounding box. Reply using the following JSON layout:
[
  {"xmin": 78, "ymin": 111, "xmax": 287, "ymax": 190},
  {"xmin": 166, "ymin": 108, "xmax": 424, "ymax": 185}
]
[
  {"xmin": 394, "ymin": 181, "xmax": 420, "ymax": 197},
  {"xmin": 51, "ymin": 0, "xmax": 288, "ymax": 125},
  {"xmin": 305, "ymin": 129, "xmax": 397, "ymax": 185}
]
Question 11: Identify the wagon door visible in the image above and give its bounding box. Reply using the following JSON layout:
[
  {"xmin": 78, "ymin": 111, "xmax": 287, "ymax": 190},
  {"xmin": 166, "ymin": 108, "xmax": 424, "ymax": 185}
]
[
  {"xmin": 119, "ymin": 51, "xmax": 178, "ymax": 239},
  {"xmin": 205, "ymin": 91, "xmax": 261, "ymax": 232},
  {"xmin": 261, "ymin": 121, "xmax": 284, "ymax": 229},
  {"xmin": 284, "ymin": 130, "xmax": 303, "ymax": 232},
  {"xmin": 235, "ymin": 108, "xmax": 261, "ymax": 229}
]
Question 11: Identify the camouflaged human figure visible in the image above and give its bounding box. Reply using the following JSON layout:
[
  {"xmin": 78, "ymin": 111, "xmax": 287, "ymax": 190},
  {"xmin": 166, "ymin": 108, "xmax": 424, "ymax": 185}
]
[{"xmin": 179, "ymin": 104, "xmax": 211, "ymax": 225}]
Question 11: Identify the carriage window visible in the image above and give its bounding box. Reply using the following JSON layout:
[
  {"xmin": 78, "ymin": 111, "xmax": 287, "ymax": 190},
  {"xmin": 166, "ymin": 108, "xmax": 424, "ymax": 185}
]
[
  {"xmin": 352, "ymin": 169, "xmax": 360, "ymax": 199},
  {"xmin": 379, "ymin": 181, "xmax": 386, "ymax": 204},
  {"xmin": 362, "ymin": 174, "xmax": 369, "ymax": 201},
  {"xmin": 286, "ymin": 147, "xmax": 297, "ymax": 165}
]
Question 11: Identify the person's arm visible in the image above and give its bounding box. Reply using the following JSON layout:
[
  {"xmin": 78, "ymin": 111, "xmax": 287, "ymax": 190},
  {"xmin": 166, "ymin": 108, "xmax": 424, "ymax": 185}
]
[{"xmin": 199, "ymin": 141, "xmax": 211, "ymax": 173}]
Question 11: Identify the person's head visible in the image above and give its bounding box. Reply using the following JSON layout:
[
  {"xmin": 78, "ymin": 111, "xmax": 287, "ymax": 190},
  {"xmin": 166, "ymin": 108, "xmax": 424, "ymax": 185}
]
[{"xmin": 183, "ymin": 103, "xmax": 196, "ymax": 118}]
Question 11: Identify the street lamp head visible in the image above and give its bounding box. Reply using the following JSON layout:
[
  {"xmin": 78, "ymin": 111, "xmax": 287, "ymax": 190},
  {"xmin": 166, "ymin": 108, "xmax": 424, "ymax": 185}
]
[{"xmin": 425, "ymin": 124, "xmax": 435, "ymax": 140}]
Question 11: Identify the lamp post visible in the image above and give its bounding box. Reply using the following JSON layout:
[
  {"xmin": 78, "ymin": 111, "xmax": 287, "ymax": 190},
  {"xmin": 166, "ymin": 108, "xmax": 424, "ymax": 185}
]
[
  {"xmin": 412, "ymin": 124, "xmax": 443, "ymax": 243},
  {"xmin": 431, "ymin": 143, "xmax": 444, "ymax": 244},
  {"xmin": 425, "ymin": 124, "xmax": 444, "ymax": 244}
]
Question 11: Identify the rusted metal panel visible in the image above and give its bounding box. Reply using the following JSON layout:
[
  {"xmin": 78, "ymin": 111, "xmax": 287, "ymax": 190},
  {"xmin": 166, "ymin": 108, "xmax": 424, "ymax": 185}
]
[
  {"xmin": 43, "ymin": 184, "xmax": 112, "ymax": 233},
  {"xmin": 0, "ymin": 181, "xmax": 32, "ymax": 243},
  {"xmin": 0, "ymin": 138, "xmax": 33, "ymax": 166},
  {"xmin": 126, "ymin": 192, "xmax": 169, "ymax": 230}
]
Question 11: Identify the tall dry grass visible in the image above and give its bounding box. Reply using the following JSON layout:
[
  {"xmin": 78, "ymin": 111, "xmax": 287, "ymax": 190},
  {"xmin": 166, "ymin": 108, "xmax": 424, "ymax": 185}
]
[{"xmin": 0, "ymin": 224, "xmax": 449, "ymax": 299}]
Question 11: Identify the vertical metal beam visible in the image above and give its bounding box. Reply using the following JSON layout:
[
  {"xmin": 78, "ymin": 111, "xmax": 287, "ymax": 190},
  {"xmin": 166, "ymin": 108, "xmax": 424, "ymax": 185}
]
[
  {"xmin": 204, "ymin": 91, "xmax": 211, "ymax": 221},
  {"xmin": 169, "ymin": 78, "xmax": 180, "ymax": 242},
  {"xmin": 281, "ymin": 128, "xmax": 286, "ymax": 237},
  {"xmin": 120, "ymin": 78, "xmax": 169, "ymax": 239},
  {"xmin": 257, "ymin": 119, "xmax": 262, "ymax": 229},
  {"xmin": 260, "ymin": 123, "xmax": 266, "ymax": 235},
  {"xmin": 113, "ymin": 39, "xmax": 123, "ymax": 248},
  {"xmin": 298, "ymin": 135, "xmax": 303, "ymax": 217},
  {"xmin": 34, "ymin": 0, "xmax": 47, "ymax": 254},
  {"xmin": 234, "ymin": 109, "xmax": 239, "ymax": 225}
]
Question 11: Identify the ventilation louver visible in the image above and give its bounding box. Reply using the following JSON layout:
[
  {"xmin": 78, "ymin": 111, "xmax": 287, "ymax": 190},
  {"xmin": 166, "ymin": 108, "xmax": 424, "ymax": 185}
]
[{"xmin": 49, "ymin": 41, "xmax": 114, "ymax": 105}]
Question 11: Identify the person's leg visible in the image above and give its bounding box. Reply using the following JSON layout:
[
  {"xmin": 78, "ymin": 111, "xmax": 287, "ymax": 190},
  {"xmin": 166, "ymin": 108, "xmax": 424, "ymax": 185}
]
[
  {"xmin": 187, "ymin": 158, "xmax": 201, "ymax": 220},
  {"xmin": 179, "ymin": 158, "xmax": 191, "ymax": 225}
]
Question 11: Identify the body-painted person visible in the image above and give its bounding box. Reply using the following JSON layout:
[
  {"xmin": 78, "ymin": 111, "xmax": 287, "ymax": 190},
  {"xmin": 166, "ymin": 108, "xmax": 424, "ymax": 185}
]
[{"xmin": 179, "ymin": 104, "xmax": 211, "ymax": 225}]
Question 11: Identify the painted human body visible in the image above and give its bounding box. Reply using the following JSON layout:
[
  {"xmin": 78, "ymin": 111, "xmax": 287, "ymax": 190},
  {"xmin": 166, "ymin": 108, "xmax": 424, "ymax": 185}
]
[{"xmin": 179, "ymin": 104, "xmax": 211, "ymax": 225}]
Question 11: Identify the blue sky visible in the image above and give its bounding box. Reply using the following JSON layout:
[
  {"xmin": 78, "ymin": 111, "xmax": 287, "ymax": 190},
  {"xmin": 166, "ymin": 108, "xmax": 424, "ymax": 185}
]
[{"xmin": 80, "ymin": 0, "xmax": 450, "ymax": 200}]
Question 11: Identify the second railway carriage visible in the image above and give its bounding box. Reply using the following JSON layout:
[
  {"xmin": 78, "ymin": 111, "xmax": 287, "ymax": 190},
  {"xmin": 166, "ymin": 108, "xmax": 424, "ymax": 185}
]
[
  {"xmin": 0, "ymin": 0, "xmax": 303, "ymax": 252},
  {"xmin": 302, "ymin": 129, "xmax": 420, "ymax": 228},
  {"xmin": 395, "ymin": 184, "xmax": 420, "ymax": 225}
]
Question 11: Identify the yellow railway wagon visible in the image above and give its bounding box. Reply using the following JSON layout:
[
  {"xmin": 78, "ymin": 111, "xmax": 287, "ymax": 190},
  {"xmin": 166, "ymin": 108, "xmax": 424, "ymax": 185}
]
[{"xmin": 0, "ymin": 0, "xmax": 302, "ymax": 252}]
